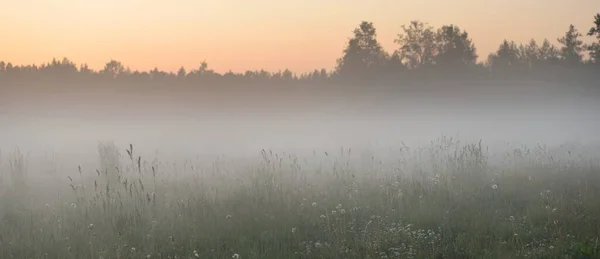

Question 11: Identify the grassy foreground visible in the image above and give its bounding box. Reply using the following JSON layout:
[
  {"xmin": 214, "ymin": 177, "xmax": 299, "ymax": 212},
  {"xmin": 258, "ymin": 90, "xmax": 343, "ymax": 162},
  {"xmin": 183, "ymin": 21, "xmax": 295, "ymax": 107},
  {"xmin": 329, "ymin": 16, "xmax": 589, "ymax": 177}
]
[{"xmin": 1, "ymin": 139, "xmax": 599, "ymax": 259}]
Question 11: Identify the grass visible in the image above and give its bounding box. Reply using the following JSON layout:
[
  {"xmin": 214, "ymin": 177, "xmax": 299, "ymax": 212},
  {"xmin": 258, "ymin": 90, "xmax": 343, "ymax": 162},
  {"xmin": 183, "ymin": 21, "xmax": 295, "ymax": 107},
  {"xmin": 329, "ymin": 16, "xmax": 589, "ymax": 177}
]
[{"xmin": 1, "ymin": 137, "xmax": 599, "ymax": 259}]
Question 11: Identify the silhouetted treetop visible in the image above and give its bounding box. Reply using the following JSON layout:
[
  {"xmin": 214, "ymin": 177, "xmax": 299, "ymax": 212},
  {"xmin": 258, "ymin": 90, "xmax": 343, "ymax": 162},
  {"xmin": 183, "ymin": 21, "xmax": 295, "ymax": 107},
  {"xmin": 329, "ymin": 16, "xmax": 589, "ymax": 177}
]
[
  {"xmin": 395, "ymin": 20, "xmax": 437, "ymax": 69},
  {"xmin": 335, "ymin": 21, "xmax": 389, "ymax": 81},
  {"xmin": 558, "ymin": 25, "xmax": 585, "ymax": 65},
  {"xmin": 1, "ymin": 15, "xmax": 599, "ymax": 88},
  {"xmin": 587, "ymin": 14, "xmax": 600, "ymax": 64}
]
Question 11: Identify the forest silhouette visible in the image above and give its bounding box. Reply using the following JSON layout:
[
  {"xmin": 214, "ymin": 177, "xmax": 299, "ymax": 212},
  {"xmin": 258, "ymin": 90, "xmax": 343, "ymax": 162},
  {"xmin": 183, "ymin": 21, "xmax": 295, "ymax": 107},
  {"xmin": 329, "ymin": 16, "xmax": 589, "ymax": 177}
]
[{"xmin": 1, "ymin": 15, "xmax": 599, "ymax": 93}]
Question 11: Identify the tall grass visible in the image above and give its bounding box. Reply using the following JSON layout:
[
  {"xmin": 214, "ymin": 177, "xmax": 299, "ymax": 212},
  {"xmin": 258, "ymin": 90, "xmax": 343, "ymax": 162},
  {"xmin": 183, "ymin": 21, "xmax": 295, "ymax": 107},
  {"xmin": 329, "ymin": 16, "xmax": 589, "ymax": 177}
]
[{"xmin": 1, "ymin": 138, "xmax": 599, "ymax": 258}]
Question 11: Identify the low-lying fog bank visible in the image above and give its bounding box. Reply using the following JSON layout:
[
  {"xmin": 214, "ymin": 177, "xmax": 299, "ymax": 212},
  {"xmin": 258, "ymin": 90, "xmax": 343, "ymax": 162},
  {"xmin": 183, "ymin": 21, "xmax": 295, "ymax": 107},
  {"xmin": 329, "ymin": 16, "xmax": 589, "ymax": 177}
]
[{"xmin": 2, "ymin": 81, "xmax": 600, "ymax": 174}]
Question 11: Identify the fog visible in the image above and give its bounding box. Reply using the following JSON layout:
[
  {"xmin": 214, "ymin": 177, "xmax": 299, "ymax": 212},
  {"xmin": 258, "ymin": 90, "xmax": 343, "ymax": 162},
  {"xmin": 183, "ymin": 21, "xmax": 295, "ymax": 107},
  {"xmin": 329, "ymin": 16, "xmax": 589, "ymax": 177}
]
[{"xmin": 2, "ymin": 83, "xmax": 600, "ymax": 172}]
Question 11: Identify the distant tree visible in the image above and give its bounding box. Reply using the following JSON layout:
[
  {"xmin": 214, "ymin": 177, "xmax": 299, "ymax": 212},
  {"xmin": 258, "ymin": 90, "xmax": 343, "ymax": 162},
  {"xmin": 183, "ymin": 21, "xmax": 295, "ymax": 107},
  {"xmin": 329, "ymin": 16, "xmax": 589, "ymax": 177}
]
[
  {"xmin": 0, "ymin": 61, "xmax": 5, "ymax": 72},
  {"xmin": 102, "ymin": 60, "xmax": 125, "ymax": 79},
  {"xmin": 79, "ymin": 64, "xmax": 93, "ymax": 74},
  {"xmin": 557, "ymin": 25, "xmax": 585, "ymax": 65},
  {"xmin": 487, "ymin": 40, "xmax": 524, "ymax": 77},
  {"xmin": 394, "ymin": 20, "xmax": 437, "ymax": 69},
  {"xmin": 587, "ymin": 13, "xmax": 600, "ymax": 64},
  {"xmin": 336, "ymin": 21, "xmax": 388, "ymax": 80},
  {"xmin": 538, "ymin": 39, "xmax": 561, "ymax": 61},
  {"xmin": 177, "ymin": 67, "xmax": 187, "ymax": 79},
  {"xmin": 196, "ymin": 61, "xmax": 210, "ymax": 75},
  {"xmin": 434, "ymin": 25, "xmax": 477, "ymax": 67},
  {"xmin": 150, "ymin": 67, "xmax": 169, "ymax": 81},
  {"xmin": 518, "ymin": 39, "xmax": 541, "ymax": 69},
  {"xmin": 281, "ymin": 69, "xmax": 294, "ymax": 81}
]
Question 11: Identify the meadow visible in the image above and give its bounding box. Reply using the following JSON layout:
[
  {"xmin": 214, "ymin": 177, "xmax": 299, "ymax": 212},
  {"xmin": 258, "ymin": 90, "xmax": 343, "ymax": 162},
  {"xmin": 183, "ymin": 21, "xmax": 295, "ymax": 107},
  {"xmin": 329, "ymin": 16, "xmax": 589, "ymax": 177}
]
[{"xmin": 0, "ymin": 137, "xmax": 599, "ymax": 259}]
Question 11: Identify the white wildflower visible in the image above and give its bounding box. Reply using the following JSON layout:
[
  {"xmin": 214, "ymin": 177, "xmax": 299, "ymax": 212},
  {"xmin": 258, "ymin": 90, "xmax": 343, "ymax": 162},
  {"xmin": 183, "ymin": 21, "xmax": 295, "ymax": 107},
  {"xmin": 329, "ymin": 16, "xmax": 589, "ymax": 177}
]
[
  {"xmin": 492, "ymin": 184, "xmax": 498, "ymax": 190},
  {"xmin": 232, "ymin": 254, "xmax": 240, "ymax": 259}
]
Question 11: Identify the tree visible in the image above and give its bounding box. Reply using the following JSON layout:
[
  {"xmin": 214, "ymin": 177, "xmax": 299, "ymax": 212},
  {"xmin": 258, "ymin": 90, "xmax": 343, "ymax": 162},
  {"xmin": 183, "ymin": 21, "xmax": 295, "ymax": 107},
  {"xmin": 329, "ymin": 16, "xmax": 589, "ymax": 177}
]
[
  {"xmin": 434, "ymin": 25, "xmax": 478, "ymax": 69},
  {"xmin": 557, "ymin": 25, "xmax": 585, "ymax": 65},
  {"xmin": 336, "ymin": 21, "xmax": 388, "ymax": 80},
  {"xmin": 394, "ymin": 20, "xmax": 437, "ymax": 69},
  {"xmin": 487, "ymin": 40, "xmax": 523, "ymax": 77},
  {"xmin": 177, "ymin": 67, "xmax": 187, "ymax": 79},
  {"xmin": 518, "ymin": 39, "xmax": 541, "ymax": 69},
  {"xmin": 587, "ymin": 13, "xmax": 600, "ymax": 64},
  {"xmin": 102, "ymin": 60, "xmax": 125, "ymax": 79},
  {"xmin": 538, "ymin": 39, "xmax": 561, "ymax": 61}
]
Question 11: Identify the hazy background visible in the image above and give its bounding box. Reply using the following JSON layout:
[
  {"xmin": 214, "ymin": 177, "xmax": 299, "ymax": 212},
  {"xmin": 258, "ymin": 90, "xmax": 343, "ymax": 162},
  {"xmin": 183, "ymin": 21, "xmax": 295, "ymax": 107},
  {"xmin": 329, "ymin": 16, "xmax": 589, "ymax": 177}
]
[
  {"xmin": 1, "ymin": 1, "xmax": 600, "ymax": 171},
  {"xmin": 1, "ymin": 0, "xmax": 598, "ymax": 73},
  {"xmin": 2, "ymin": 82, "xmax": 600, "ymax": 167}
]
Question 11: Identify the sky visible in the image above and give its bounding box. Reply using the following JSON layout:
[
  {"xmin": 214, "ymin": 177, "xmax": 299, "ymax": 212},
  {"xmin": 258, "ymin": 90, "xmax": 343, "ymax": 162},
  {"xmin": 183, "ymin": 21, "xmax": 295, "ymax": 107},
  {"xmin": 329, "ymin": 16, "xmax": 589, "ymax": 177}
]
[{"xmin": 1, "ymin": 0, "xmax": 598, "ymax": 74}]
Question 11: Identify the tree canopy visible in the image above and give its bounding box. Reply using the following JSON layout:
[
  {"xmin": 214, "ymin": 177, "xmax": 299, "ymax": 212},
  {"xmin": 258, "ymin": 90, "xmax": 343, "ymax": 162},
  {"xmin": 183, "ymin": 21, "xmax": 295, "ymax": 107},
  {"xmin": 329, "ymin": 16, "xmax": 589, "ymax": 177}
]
[{"xmin": 1, "ymin": 15, "xmax": 599, "ymax": 87}]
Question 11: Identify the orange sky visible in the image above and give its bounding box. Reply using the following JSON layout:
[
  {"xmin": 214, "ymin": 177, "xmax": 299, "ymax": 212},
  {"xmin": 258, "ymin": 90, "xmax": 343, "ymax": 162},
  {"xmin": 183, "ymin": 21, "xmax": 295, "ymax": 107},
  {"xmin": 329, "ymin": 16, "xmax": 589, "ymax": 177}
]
[{"xmin": 1, "ymin": 0, "xmax": 598, "ymax": 74}]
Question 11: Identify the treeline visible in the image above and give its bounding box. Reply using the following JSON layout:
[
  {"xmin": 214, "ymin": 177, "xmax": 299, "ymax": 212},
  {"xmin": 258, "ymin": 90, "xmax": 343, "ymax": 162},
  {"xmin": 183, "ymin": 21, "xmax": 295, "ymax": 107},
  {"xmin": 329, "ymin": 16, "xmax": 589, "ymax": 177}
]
[{"xmin": 1, "ymin": 14, "xmax": 599, "ymax": 88}]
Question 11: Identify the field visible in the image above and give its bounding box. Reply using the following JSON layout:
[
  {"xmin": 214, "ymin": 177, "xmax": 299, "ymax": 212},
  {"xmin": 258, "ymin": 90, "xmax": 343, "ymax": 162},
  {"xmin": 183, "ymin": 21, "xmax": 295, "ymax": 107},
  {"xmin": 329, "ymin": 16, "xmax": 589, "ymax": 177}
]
[{"xmin": 1, "ymin": 138, "xmax": 599, "ymax": 259}]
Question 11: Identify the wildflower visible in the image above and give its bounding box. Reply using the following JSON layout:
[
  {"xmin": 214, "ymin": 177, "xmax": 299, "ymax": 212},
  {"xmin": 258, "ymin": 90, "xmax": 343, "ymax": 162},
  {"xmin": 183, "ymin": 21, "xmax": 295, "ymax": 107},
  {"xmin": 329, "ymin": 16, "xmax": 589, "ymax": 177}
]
[
  {"xmin": 226, "ymin": 214, "xmax": 232, "ymax": 219},
  {"xmin": 331, "ymin": 210, "xmax": 337, "ymax": 215},
  {"xmin": 315, "ymin": 242, "xmax": 323, "ymax": 249},
  {"xmin": 336, "ymin": 204, "xmax": 342, "ymax": 210},
  {"xmin": 340, "ymin": 209, "xmax": 346, "ymax": 215},
  {"xmin": 70, "ymin": 203, "xmax": 77, "ymax": 208},
  {"xmin": 312, "ymin": 202, "xmax": 317, "ymax": 207},
  {"xmin": 549, "ymin": 245, "xmax": 554, "ymax": 250},
  {"xmin": 194, "ymin": 250, "xmax": 199, "ymax": 258},
  {"xmin": 509, "ymin": 216, "xmax": 515, "ymax": 221},
  {"xmin": 131, "ymin": 247, "xmax": 136, "ymax": 251},
  {"xmin": 320, "ymin": 215, "xmax": 326, "ymax": 219},
  {"xmin": 291, "ymin": 227, "xmax": 296, "ymax": 234},
  {"xmin": 232, "ymin": 254, "xmax": 240, "ymax": 259},
  {"xmin": 552, "ymin": 208, "xmax": 557, "ymax": 213},
  {"xmin": 88, "ymin": 224, "xmax": 94, "ymax": 229},
  {"xmin": 492, "ymin": 184, "xmax": 498, "ymax": 190},
  {"xmin": 147, "ymin": 255, "xmax": 151, "ymax": 258}
]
